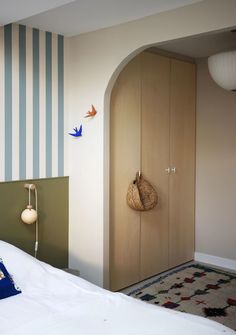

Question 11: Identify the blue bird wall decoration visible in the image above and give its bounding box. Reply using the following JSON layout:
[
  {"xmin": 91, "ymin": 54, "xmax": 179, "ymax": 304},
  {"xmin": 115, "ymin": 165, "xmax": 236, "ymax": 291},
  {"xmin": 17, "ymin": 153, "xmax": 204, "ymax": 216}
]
[{"xmin": 69, "ymin": 125, "xmax": 82, "ymax": 137}]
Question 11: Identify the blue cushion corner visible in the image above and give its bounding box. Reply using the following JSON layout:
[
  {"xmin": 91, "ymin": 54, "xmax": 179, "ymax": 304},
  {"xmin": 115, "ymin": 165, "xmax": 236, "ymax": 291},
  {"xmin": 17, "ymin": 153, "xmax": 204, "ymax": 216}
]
[{"xmin": 0, "ymin": 258, "xmax": 21, "ymax": 300}]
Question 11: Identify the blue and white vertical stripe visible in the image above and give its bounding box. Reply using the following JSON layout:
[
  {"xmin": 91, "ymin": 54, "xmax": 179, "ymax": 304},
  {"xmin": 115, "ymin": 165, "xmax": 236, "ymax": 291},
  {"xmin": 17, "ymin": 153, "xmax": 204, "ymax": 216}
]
[{"xmin": 0, "ymin": 24, "xmax": 64, "ymax": 181}]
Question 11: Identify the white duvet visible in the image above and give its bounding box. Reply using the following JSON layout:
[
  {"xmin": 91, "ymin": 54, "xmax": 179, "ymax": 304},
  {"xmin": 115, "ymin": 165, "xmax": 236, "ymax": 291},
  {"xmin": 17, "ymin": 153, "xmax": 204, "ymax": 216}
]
[{"xmin": 0, "ymin": 241, "xmax": 235, "ymax": 335}]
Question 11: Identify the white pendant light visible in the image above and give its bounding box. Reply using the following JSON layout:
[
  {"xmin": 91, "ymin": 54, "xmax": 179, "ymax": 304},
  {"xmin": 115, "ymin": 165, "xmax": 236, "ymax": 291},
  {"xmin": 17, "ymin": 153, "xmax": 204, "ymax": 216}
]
[{"xmin": 208, "ymin": 50, "xmax": 236, "ymax": 91}]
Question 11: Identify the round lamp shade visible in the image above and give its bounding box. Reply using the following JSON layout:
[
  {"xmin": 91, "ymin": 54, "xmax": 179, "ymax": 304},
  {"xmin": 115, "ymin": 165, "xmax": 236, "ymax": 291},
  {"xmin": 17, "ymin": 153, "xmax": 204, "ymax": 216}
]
[
  {"xmin": 208, "ymin": 50, "xmax": 236, "ymax": 91},
  {"xmin": 21, "ymin": 208, "xmax": 38, "ymax": 224}
]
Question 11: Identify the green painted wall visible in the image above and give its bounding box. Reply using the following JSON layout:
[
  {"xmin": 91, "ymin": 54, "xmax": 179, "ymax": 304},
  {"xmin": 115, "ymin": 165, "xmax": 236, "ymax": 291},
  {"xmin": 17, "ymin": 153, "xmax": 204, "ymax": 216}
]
[{"xmin": 0, "ymin": 177, "xmax": 68, "ymax": 268}]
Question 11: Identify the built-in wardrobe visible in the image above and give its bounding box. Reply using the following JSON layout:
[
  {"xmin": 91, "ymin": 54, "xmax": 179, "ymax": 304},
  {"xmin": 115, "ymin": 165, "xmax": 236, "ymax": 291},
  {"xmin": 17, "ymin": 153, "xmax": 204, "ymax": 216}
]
[{"xmin": 110, "ymin": 51, "xmax": 196, "ymax": 291}]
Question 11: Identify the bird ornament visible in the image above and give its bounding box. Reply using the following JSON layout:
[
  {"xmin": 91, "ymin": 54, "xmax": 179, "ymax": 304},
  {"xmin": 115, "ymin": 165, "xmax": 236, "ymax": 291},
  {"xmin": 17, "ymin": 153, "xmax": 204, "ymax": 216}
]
[
  {"xmin": 84, "ymin": 104, "xmax": 97, "ymax": 118},
  {"xmin": 69, "ymin": 124, "xmax": 82, "ymax": 137}
]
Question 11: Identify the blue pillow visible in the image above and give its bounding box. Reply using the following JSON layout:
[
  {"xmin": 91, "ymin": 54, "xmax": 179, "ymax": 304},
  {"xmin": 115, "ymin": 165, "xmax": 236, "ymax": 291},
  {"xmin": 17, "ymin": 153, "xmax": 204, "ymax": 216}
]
[{"xmin": 0, "ymin": 258, "xmax": 21, "ymax": 299}]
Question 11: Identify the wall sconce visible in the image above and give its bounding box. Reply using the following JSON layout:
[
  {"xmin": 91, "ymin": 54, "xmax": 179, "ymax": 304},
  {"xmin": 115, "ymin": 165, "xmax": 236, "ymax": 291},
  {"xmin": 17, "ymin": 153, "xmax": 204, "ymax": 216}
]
[
  {"xmin": 208, "ymin": 50, "xmax": 236, "ymax": 91},
  {"xmin": 21, "ymin": 183, "xmax": 39, "ymax": 257}
]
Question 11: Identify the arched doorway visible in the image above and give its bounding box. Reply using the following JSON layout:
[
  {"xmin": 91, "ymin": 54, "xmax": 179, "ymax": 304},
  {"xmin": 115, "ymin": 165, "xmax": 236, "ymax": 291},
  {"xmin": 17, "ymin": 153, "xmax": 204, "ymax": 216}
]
[{"xmin": 105, "ymin": 48, "xmax": 196, "ymax": 291}]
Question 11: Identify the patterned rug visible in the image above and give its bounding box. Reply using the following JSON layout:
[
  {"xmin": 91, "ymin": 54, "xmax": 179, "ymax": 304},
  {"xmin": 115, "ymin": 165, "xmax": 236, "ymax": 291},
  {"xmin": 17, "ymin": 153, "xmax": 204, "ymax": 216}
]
[{"xmin": 128, "ymin": 264, "xmax": 236, "ymax": 330}]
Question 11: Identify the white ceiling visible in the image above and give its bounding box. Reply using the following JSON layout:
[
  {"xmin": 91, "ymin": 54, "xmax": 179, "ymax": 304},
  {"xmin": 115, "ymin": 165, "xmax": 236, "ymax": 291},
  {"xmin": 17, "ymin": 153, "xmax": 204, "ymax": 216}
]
[
  {"xmin": 1, "ymin": 0, "xmax": 234, "ymax": 59},
  {"xmin": 1, "ymin": 0, "xmax": 202, "ymax": 36},
  {"xmin": 0, "ymin": 0, "xmax": 75, "ymax": 26},
  {"xmin": 156, "ymin": 29, "xmax": 236, "ymax": 58}
]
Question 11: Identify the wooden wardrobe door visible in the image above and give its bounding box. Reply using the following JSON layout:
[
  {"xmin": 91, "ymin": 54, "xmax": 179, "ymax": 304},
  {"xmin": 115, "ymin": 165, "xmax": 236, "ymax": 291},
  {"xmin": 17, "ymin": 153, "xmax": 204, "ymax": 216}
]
[
  {"xmin": 140, "ymin": 52, "xmax": 170, "ymax": 280},
  {"xmin": 169, "ymin": 59, "xmax": 196, "ymax": 268},
  {"xmin": 110, "ymin": 56, "xmax": 142, "ymax": 291}
]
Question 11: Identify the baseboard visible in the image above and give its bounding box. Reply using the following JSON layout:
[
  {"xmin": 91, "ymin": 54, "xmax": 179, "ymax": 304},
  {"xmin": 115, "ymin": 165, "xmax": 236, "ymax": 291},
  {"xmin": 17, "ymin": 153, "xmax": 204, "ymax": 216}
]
[{"xmin": 194, "ymin": 252, "xmax": 236, "ymax": 272}]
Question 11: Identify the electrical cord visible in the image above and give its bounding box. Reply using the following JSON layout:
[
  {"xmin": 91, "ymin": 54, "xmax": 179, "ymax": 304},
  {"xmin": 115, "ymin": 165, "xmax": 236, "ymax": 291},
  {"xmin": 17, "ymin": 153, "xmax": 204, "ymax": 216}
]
[
  {"xmin": 27, "ymin": 184, "xmax": 39, "ymax": 258},
  {"xmin": 34, "ymin": 186, "xmax": 39, "ymax": 258}
]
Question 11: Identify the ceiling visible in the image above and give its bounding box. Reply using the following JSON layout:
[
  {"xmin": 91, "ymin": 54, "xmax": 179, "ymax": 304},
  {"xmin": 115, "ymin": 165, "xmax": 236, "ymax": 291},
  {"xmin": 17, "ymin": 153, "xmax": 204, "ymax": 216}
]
[
  {"xmin": 1, "ymin": 0, "xmax": 235, "ymax": 59},
  {"xmin": 0, "ymin": 0, "xmax": 202, "ymax": 36},
  {"xmin": 0, "ymin": 0, "xmax": 74, "ymax": 26},
  {"xmin": 156, "ymin": 29, "xmax": 236, "ymax": 58}
]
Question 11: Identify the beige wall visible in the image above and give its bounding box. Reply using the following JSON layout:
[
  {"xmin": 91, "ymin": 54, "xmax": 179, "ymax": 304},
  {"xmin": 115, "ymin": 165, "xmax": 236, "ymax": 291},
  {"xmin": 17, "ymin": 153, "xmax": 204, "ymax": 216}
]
[
  {"xmin": 196, "ymin": 58, "xmax": 236, "ymax": 260},
  {"xmin": 66, "ymin": 0, "xmax": 236, "ymax": 286}
]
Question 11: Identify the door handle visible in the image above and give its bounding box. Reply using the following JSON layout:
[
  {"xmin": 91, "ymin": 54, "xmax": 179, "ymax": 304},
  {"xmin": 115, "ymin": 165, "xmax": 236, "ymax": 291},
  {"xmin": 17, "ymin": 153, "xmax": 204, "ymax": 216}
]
[
  {"xmin": 165, "ymin": 167, "xmax": 171, "ymax": 174},
  {"xmin": 171, "ymin": 167, "xmax": 176, "ymax": 173}
]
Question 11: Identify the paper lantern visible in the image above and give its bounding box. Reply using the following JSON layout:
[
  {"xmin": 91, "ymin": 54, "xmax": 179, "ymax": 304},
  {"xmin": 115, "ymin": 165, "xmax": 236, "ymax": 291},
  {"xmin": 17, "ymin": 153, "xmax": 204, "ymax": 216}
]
[{"xmin": 208, "ymin": 50, "xmax": 236, "ymax": 91}]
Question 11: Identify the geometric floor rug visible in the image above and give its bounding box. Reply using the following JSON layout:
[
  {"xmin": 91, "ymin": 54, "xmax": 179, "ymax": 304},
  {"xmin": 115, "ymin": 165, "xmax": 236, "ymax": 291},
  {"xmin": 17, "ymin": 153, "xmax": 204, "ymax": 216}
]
[{"xmin": 128, "ymin": 264, "xmax": 236, "ymax": 330}]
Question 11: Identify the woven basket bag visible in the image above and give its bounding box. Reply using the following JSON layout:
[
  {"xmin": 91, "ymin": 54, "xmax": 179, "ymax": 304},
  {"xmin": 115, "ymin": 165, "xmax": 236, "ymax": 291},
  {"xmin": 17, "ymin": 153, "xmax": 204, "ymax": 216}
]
[
  {"xmin": 127, "ymin": 172, "xmax": 158, "ymax": 211},
  {"xmin": 126, "ymin": 177, "xmax": 144, "ymax": 211}
]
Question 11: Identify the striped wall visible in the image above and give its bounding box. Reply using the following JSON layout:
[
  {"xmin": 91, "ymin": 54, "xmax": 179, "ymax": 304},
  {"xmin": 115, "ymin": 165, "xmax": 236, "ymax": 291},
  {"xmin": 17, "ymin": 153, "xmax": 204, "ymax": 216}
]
[{"xmin": 0, "ymin": 24, "xmax": 64, "ymax": 181}]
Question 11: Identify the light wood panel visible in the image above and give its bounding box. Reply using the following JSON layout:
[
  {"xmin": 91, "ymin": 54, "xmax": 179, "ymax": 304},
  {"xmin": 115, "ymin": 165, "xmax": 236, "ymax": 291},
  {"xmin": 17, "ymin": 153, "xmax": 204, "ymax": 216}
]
[
  {"xmin": 169, "ymin": 59, "xmax": 196, "ymax": 267},
  {"xmin": 140, "ymin": 52, "xmax": 170, "ymax": 279},
  {"xmin": 110, "ymin": 56, "xmax": 141, "ymax": 291},
  {"xmin": 110, "ymin": 52, "xmax": 196, "ymax": 291}
]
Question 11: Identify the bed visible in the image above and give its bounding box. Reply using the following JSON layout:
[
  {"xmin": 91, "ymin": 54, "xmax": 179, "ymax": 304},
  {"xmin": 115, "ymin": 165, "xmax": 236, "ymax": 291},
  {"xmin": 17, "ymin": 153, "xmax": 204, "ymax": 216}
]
[{"xmin": 0, "ymin": 240, "xmax": 235, "ymax": 335}]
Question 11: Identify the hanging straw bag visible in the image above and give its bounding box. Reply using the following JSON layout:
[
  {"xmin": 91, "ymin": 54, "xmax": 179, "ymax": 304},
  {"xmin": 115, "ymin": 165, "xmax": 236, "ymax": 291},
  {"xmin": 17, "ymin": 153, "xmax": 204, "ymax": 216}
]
[
  {"xmin": 126, "ymin": 174, "xmax": 145, "ymax": 211},
  {"xmin": 127, "ymin": 172, "xmax": 158, "ymax": 211}
]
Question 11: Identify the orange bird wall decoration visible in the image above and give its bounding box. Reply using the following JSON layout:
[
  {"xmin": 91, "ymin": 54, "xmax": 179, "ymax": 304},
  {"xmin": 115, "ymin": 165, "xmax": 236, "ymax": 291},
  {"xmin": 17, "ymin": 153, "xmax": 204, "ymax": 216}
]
[{"xmin": 84, "ymin": 104, "xmax": 97, "ymax": 118}]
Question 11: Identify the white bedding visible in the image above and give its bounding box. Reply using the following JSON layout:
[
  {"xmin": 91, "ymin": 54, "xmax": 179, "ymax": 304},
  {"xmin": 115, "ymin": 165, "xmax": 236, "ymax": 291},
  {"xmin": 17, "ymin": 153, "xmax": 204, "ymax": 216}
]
[{"xmin": 0, "ymin": 241, "xmax": 235, "ymax": 335}]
